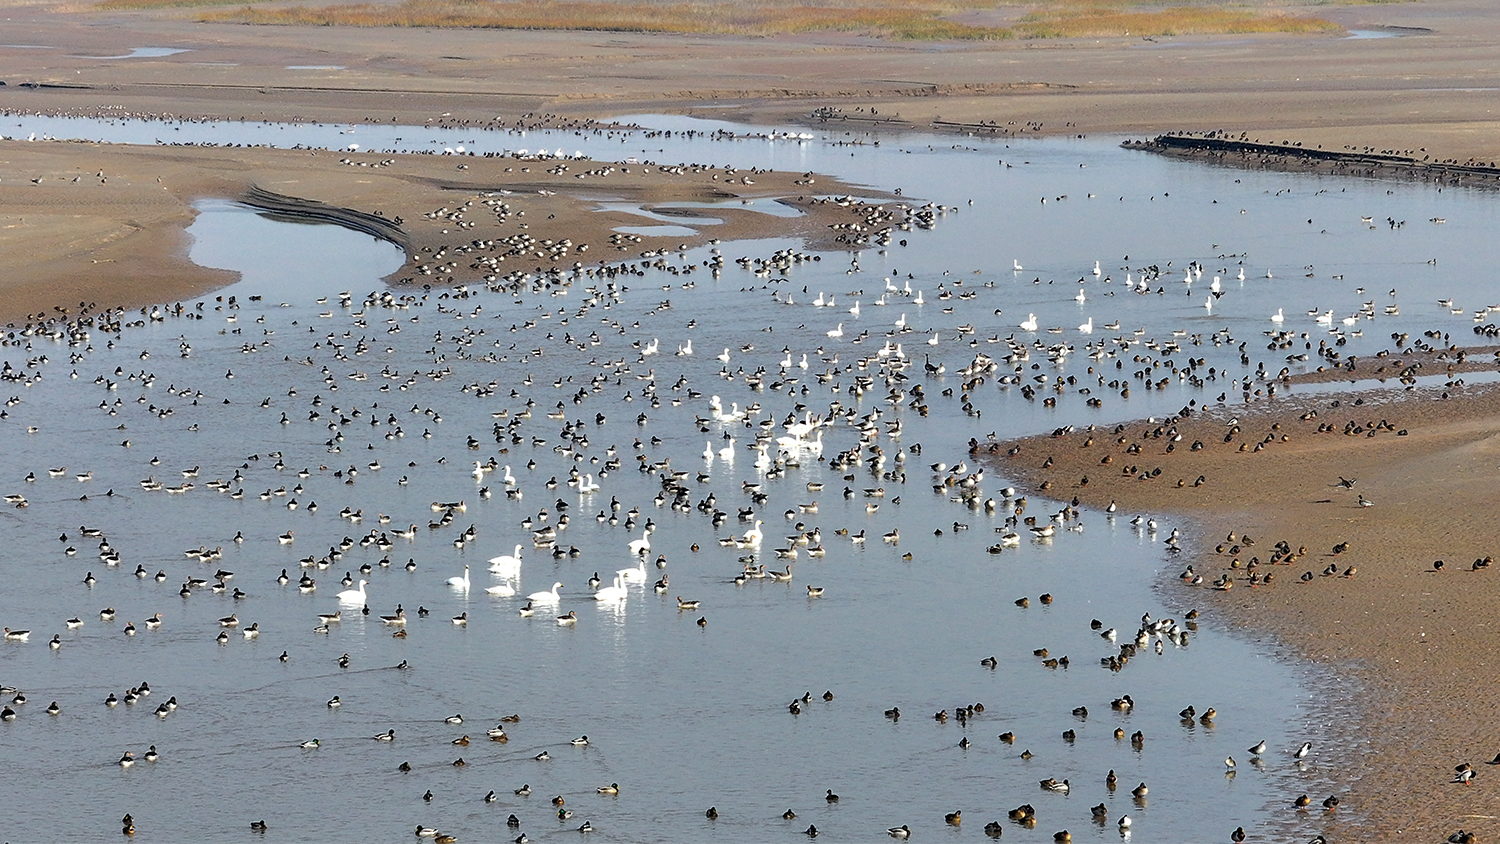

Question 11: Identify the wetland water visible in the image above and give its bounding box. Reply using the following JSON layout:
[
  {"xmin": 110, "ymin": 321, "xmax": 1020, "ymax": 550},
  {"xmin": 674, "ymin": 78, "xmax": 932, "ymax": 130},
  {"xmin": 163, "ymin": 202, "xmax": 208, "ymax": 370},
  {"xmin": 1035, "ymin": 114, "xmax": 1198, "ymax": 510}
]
[{"xmin": 3, "ymin": 113, "xmax": 1498, "ymax": 841}]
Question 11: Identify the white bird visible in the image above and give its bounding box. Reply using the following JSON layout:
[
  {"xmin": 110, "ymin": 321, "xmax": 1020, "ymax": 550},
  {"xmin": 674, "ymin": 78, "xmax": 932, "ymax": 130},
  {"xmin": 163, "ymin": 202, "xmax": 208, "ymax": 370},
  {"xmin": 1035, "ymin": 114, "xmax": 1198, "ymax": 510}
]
[
  {"xmin": 1013, "ymin": 259, "xmax": 1023, "ymax": 271},
  {"xmin": 1078, "ymin": 317, "xmax": 1093, "ymax": 334},
  {"xmin": 1075, "ymin": 288, "xmax": 1087, "ymax": 303},
  {"xmin": 1019, "ymin": 313, "xmax": 1038, "ymax": 332},
  {"xmin": 527, "ymin": 582, "xmax": 563, "ymax": 603},
  {"xmin": 717, "ymin": 348, "xmax": 731, "ymax": 363},
  {"xmin": 488, "ymin": 545, "xmax": 523, "ymax": 574},
  {"xmin": 704, "ymin": 441, "xmax": 716, "ymax": 461},
  {"xmin": 593, "ymin": 575, "xmax": 628, "ymax": 602},
  {"xmin": 1270, "ymin": 308, "xmax": 1285, "ymax": 324},
  {"xmin": 627, "ymin": 529, "xmax": 651, "ymax": 556},
  {"xmin": 826, "ymin": 323, "xmax": 844, "ymax": 339},
  {"xmin": 336, "ymin": 579, "xmax": 368, "ymax": 605},
  {"xmin": 617, "ymin": 559, "xmax": 648, "ymax": 584},
  {"xmin": 849, "ymin": 300, "xmax": 860, "ymax": 316},
  {"xmin": 484, "ymin": 582, "xmax": 516, "ymax": 597},
  {"xmin": 1092, "ymin": 260, "xmax": 1102, "ymax": 276},
  {"xmin": 446, "ymin": 565, "xmax": 471, "ymax": 591}
]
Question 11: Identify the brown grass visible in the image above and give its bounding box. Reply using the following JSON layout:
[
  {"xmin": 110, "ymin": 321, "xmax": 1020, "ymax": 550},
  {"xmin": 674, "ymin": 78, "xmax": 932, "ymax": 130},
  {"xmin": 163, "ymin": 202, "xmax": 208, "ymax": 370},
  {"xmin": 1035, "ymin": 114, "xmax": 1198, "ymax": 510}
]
[
  {"xmin": 1014, "ymin": 4, "xmax": 1343, "ymax": 38},
  {"xmin": 94, "ymin": 0, "xmax": 1343, "ymax": 41}
]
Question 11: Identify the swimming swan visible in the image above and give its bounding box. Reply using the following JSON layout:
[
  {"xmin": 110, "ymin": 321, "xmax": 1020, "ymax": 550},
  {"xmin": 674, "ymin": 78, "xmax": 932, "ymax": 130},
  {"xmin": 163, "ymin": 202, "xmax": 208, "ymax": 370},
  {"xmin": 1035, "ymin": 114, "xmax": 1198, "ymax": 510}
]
[
  {"xmin": 446, "ymin": 565, "xmax": 471, "ymax": 591},
  {"xmin": 336, "ymin": 579, "xmax": 367, "ymax": 604},
  {"xmin": 527, "ymin": 582, "xmax": 563, "ymax": 603}
]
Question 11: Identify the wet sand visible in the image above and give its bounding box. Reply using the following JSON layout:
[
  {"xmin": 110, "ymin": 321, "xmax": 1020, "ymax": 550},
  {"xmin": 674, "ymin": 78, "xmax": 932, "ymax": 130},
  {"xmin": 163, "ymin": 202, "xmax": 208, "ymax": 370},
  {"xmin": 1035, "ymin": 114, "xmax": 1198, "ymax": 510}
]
[
  {"xmin": 0, "ymin": 138, "xmax": 883, "ymax": 323},
  {"xmin": 984, "ymin": 379, "xmax": 1500, "ymax": 842},
  {"xmin": 4, "ymin": 0, "xmax": 1500, "ymax": 839}
]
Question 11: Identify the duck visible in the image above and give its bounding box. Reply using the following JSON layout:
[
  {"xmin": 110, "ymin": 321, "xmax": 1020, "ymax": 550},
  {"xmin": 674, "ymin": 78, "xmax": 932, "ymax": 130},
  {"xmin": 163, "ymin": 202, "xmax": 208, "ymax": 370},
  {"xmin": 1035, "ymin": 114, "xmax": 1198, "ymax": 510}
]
[
  {"xmin": 517, "ymin": 601, "xmax": 536, "ymax": 617},
  {"xmin": 945, "ymin": 810, "xmax": 962, "ymax": 826},
  {"xmin": 556, "ymin": 611, "xmax": 579, "ymax": 626},
  {"xmin": 888, "ymin": 826, "xmax": 910, "ymax": 839},
  {"xmin": 597, "ymin": 783, "xmax": 619, "ymax": 794},
  {"xmin": 300, "ymin": 739, "xmax": 321, "ymax": 748},
  {"xmin": 1040, "ymin": 778, "xmax": 1070, "ymax": 793},
  {"xmin": 571, "ymin": 735, "xmax": 590, "ymax": 746}
]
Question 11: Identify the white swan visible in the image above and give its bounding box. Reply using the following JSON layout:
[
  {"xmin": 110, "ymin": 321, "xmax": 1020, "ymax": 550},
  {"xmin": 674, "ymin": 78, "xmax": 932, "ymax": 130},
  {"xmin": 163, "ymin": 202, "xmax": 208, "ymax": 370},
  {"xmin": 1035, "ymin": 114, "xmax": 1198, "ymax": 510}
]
[
  {"xmin": 1270, "ymin": 308, "xmax": 1285, "ymax": 324},
  {"xmin": 446, "ymin": 565, "xmax": 471, "ymax": 591},
  {"xmin": 627, "ymin": 529, "xmax": 651, "ymax": 556},
  {"xmin": 527, "ymin": 582, "xmax": 562, "ymax": 603},
  {"xmin": 336, "ymin": 579, "xmax": 368, "ymax": 605},
  {"xmin": 1075, "ymin": 288, "xmax": 1087, "ymax": 303},
  {"xmin": 743, "ymin": 519, "xmax": 764, "ymax": 548},
  {"xmin": 484, "ymin": 582, "xmax": 516, "ymax": 596},
  {"xmin": 1078, "ymin": 317, "xmax": 1093, "ymax": 334},
  {"xmin": 1020, "ymin": 313, "xmax": 1038, "ymax": 332},
  {"xmin": 578, "ymin": 474, "xmax": 600, "ymax": 494},
  {"xmin": 489, "ymin": 545, "xmax": 523, "ymax": 573},
  {"xmin": 826, "ymin": 323, "xmax": 843, "ymax": 339},
  {"xmin": 617, "ymin": 559, "xmax": 647, "ymax": 584},
  {"xmin": 704, "ymin": 441, "xmax": 715, "ymax": 461},
  {"xmin": 593, "ymin": 575, "xmax": 628, "ymax": 602}
]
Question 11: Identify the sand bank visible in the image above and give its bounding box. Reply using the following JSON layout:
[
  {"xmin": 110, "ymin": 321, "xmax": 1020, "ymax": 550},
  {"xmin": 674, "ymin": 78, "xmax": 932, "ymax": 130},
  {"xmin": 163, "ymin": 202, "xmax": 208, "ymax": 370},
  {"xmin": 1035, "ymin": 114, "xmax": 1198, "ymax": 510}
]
[
  {"xmin": 984, "ymin": 380, "xmax": 1500, "ymax": 842},
  {"xmin": 0, "ymin": 138, "xmax": 889, "ymax": 324}
]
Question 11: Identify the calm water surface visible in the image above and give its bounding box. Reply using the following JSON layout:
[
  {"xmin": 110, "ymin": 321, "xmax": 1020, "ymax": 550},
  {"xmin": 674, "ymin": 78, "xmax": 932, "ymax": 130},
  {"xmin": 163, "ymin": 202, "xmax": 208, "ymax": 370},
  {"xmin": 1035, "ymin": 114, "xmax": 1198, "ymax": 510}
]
[{"xmin": 2, "ymin": 113, "xmax": 1495, "ymax": 842}]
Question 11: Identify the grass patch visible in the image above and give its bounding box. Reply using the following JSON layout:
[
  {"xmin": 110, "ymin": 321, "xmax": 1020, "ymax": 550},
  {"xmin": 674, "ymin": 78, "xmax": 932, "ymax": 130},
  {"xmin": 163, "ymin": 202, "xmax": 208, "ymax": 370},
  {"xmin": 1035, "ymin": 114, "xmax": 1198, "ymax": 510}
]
[
  {"xmin": 1014, "ymin": 5, "xmax": 1343, "ymax": 38},
  {"xmin": 95, "ymin": 0, "xmax": 1344, "ymax": 41},
  {"xmin": 193, "ymin": 0, "xmax": 1015, "ymax": 38}
]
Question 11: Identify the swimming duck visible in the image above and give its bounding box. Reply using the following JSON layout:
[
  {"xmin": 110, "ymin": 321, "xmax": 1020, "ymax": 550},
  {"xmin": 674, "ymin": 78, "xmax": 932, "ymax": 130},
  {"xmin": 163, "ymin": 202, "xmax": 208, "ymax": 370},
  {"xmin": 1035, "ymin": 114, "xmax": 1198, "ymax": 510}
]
[
  {"xmin": 300, "ymin": 739, "xmax": 321, "ymax": 748},
  {"xmin": 570, "ymin": 735, "xmax": 589, "ymax": 746},
  {"xmin": 1040, "ymin": 778, "xmax": 1070, "ymax": 793},
  {"xmin": 415, "ymin": 826, "xmax": 438, "ymax": 837},
  {"xmin": 945, "ymin": 810, "xmax": 962, "ymax": 825},
  {"xmin": 597, "ymin": 783, "xmax": 618, "ymax": 794},
  {"xmin": 888, "ymin": 826, "xmax": 910, "ymax": 839},
  {"xmin": 373, "ymin": 729, "xmax": 395, "ymax": 741}
]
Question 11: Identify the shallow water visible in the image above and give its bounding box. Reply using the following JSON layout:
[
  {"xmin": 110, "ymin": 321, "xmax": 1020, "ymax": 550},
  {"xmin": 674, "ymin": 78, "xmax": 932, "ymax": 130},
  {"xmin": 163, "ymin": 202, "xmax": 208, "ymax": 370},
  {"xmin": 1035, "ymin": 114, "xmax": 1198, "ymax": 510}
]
[{"xmin": 3, "ymin": 112, "xmax": 1496, "ymax": 841}]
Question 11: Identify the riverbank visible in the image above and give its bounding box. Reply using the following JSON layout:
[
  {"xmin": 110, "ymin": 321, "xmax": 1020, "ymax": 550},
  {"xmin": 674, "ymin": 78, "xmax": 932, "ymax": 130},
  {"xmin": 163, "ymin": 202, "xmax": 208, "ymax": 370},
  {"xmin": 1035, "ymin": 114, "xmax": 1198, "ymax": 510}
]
[{"xmin": 982, "ymin": 380, "xmax": 1500, "ymax": 842}]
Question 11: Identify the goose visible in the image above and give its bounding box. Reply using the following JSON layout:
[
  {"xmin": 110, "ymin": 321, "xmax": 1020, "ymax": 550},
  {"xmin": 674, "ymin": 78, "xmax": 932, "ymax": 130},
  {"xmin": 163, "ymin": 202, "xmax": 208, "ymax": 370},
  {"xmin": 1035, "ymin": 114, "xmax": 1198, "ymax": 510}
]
[
  {"xmin": 489, "ymin": 545, "xmax": 524, "ymax": 573},
  {"xmin": 446, "ymin": 565, "xmax": 471, "ymax": 591},
  {"xmin": 676, "ymin": 597, "xmax": 700, "ymax": 610},
  {"xmin": 593, "ymin": 575, "xmax": 628, "ymax": 602},
  {"xmin": 1020, "ymin": 313, "xmax": 1038, "ymax": 332},
  {"xmin": 556, "ymin": 611, "xmax": 578, "ymax": 626},
  {"xmin": 3, "ymin": 628, "xmax": 30, "ymax": 641},
  {"xmin": 336, "ymin": 579, "xmax": 368, "ymax": 604},
  {"xmin": 527, "ymin": 583, "xmax": 563, "ymax": 604}
]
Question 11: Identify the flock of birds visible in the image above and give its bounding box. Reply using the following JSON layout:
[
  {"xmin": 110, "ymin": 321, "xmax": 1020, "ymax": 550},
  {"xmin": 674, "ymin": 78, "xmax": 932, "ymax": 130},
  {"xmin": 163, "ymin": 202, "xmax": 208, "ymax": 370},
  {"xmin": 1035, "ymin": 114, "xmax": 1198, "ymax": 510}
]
[{"xmin": 5, "ymin": 116, "xmax": 1481, "ymax": 840}]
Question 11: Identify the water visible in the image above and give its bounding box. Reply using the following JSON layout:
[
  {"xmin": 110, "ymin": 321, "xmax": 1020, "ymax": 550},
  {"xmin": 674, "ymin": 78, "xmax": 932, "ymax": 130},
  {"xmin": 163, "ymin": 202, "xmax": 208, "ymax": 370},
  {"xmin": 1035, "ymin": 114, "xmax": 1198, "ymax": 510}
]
[{"xmin": 3, "ymin": 112, "xmax": 1494, "ymax": 842}]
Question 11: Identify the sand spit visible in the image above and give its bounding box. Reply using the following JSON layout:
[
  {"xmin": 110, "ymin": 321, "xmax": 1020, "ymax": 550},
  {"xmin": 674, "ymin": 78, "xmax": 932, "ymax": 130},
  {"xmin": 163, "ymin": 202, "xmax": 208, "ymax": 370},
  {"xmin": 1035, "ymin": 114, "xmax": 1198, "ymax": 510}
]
[{"xmin": 0, "ymin": 138, "xmax": 889, "ymax": 325}]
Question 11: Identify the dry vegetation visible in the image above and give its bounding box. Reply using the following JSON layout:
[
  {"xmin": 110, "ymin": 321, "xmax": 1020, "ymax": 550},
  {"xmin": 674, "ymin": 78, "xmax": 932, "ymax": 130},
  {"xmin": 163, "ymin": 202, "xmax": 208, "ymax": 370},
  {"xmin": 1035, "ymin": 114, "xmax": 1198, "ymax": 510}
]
[{"xmin": 93, "ymin": 0, "xmax": 1346, "ymax": 40}]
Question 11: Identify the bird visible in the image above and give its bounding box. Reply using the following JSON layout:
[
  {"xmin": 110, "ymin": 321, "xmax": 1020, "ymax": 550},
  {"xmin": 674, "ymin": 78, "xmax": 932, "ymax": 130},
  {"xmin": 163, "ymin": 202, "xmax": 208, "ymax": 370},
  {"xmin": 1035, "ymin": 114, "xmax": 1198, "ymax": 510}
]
[
  {"xmin": 888, "ymin": 826, "xmax": 911, "ymax": 839},
  {"xmin": 1248, "ymin": 740, "xmax": 1267, "ymax": 756},
  {"xmin": 527, "ymin": 582, "xmax": 562, "ymax": 603},
  {"xmin": 446, "ymin": 565, "xmax": 471, "ymax": 591}
]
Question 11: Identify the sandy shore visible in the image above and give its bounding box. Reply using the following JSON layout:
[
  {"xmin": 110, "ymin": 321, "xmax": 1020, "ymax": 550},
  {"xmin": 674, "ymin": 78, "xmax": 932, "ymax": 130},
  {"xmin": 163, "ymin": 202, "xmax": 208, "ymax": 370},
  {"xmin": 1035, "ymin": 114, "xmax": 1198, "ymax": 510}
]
[
  {"xmin": 0, "ymin": 138, "xmax": 887, "ymax": 324},
  {"xmin": 984, "ymin": 378, "xmax": 1500, "ymax": 842},
  {"xmin": 3, "ymin": 0, "xmax": 1500, "ymax": 838}
]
